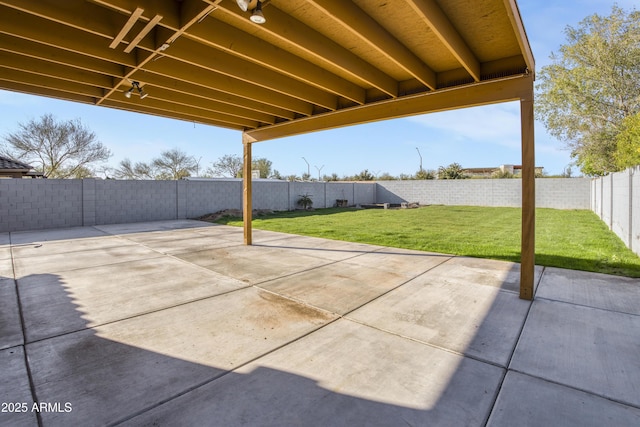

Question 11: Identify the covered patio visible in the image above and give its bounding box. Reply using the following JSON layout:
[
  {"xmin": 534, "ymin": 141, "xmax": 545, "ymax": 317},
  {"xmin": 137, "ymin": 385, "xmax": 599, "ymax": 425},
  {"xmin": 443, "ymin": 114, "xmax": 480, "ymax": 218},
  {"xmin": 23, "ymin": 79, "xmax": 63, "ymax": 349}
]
[
  {"xmin": 1, "ymin": 220, "xmax": 639, "ymax": 425},
  {"xmin": 0, "ymin": 0, "xmax": 536, "ymax": 298}
]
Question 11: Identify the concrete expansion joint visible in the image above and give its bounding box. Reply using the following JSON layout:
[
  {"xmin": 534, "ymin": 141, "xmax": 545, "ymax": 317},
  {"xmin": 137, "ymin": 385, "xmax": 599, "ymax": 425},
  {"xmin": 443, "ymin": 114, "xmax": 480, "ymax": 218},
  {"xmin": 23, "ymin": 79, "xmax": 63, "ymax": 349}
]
[
  {"xmin": 506, "ymin": 368, "xmax": 640, "ymax": 411},
  {"xmin": 533, "ymin": 296, "xmax": 640, "ymax": 318}
]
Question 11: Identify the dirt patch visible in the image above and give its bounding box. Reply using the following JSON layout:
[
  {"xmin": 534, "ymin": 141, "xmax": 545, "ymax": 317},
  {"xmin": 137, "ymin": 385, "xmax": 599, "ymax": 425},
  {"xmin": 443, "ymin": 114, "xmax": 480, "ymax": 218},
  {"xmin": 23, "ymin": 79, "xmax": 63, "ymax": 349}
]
[{"xmin": 194, "ymin": 209, "xmax": 273, "ymax": 223}]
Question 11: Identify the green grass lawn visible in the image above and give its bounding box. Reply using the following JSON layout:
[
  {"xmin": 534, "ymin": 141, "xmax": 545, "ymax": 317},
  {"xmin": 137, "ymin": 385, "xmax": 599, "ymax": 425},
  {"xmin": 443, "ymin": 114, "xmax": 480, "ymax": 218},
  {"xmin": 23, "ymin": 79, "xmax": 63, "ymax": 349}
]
[{"xmin": 214, "ymin": 206, "xmax": 640, "ymax": 278}]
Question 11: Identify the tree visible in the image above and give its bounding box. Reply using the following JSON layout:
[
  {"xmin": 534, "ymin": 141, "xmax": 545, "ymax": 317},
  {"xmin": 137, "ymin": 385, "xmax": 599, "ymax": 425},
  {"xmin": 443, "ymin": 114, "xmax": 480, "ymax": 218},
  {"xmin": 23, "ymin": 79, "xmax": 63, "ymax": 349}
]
[
  {"xmin": 323, "ymin": 173, "xmax": 340, "ymax": 182},
  {"xmin": 113, "ymin": 158, "xmax": 156, "ymax": 180},
  {"xmin": 207, "ymin": 154, "xmax": 243, "ymax": 178},
  {"xmin": 252, "ymin": 157, "xmax": 272, "ymax": 178},
  {"xmin": 614, "ymin": 113, "xmax": 640, "ymax": 169},
  {"xmin": 415, "ymin": 169, "xmax": 435, "ymax": 180},
  {"xmin": 152, "ymin": 148, "xmax": 196, "ymax": 180},
  {"xmin": 377, "ymin": 172, "xmax": 397, "ymax": 181},
  {"xmin": 535, "ymin": 6, "xmax": 640, "ymax": 175},
  {"xmin": 353, "ymin": 169, "xmax": 375, "ymax": 181},
  {"xmin": 1, "ymin": 114, "xmax": 111, "ymax": 178},
  {"xmin": 437, "ymin": 163, "xmax": 468, "ymax": 179},
  {"xmin": 491, "ymin": 169, "xmax": 514, "ymax": 179}
]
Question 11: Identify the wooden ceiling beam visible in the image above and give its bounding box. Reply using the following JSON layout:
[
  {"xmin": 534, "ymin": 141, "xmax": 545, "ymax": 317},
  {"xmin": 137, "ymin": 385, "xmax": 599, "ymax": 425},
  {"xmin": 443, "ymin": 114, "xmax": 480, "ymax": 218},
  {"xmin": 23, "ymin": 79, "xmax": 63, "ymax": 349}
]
[
  {"xmin": 0, "ymin": 34, "xmax": 124, "ymax": 78},
  {"xmin": 110, "ymin": 7, "xmax": 144, "ymax": 48},
  {"xmin": 215, "ymin": 1, "xmax": 399, "ymax": 97},
  {"xmin": 0, "ymin": 67, "xmax": 105, "ymax": 99},
  {"xmin": 163, "ymin": 36, "xmax": 338, "ymax": 110},
  {"xmin": 308, "ymin": 0, "xmax": 436, "ymax": 90},
  {"xmin": 186, "ymin": 18, "xmax": 366, "ymax": 104},
  {"xmin": 0, "ymin": 51, "xmax": 114, "ymax": 89},
  {"xmin": 113, "ymin": 96, "xmax": 260, "ymax": 129},
  {"xmin": 503, "ymin": 0, "xmax": 535, "ymax": 76},
  {"xmin": 99, "ymin": 99, "xmax": 246, "ymax": 130},
  {"xmin": 405, "ymin": 0, "xmax": 481, "ymax": 82},
  {"xmin": 89, "ymin": 0, "xmax": 182, "ymax": 29},
  {"xmin": 0, "ymin": 80, "xmax": 98, "ymax": 105},
  {"xmin": 246, "ymin": 75, "xmax": 532, "ymax": 142},
  {"xmin": 0, "ymin": 6, "xmax": 137, "ymax": 67},
  {"xmin": 137, "ymin": 85, "xmax": 276, "ymax": 125},
  {"xmin": 123, "ymin": 14, "xmax": 163, "ymax": 53},
  {"xmin": 142, "ymin": 58, "xmax": 312, "ymax": 116},
  {"xmin": 134, "ymin": 72, "xmax": 295, "ymax": 121}
]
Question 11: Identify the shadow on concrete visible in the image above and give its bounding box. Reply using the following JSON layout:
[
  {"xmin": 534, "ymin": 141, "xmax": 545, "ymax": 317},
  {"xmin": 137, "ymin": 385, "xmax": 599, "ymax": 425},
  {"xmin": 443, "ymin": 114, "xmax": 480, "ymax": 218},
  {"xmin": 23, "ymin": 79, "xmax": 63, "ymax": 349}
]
[{"xmin": 3, "ymin": 258, "xmax": 534, "ymax": 427}]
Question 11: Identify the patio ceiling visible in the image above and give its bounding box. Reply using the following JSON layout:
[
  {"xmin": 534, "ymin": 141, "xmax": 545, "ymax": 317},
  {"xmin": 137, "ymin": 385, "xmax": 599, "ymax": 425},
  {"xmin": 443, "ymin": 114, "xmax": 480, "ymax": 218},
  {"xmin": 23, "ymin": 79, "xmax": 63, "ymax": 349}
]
[{"xmin": 0, "ymin": 0, "xmax": 533, "ymax": 142}]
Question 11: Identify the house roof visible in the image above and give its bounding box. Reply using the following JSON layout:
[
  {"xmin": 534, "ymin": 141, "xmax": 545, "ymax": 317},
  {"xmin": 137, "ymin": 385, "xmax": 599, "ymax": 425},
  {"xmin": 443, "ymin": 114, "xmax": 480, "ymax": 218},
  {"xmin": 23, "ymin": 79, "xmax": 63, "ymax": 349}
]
[
  {"xmin": 0, "ymin": 155, "xmax": 33, "ymax": 172},
  {"xmin": 0, "ymin": 0, "xmax": 534, "ymax": 142}
]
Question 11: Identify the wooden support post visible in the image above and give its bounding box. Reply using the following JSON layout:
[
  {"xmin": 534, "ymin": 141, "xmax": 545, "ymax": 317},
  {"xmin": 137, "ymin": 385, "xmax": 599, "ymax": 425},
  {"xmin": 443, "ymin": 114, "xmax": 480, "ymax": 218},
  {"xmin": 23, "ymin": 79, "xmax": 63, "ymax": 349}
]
[
  {"xmin": 520, "ymin": 83, "xmax": 535, "ymax": 300},
  {"xmin": 242, "ymin": 133, "xmax": 253, "ymax": 245}
]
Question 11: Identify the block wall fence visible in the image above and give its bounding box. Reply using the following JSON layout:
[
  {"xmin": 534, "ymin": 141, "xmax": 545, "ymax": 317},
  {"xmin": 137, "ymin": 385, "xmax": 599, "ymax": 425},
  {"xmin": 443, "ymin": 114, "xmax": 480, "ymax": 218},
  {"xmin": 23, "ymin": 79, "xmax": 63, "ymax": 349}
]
[
  {"xmin": 1, "ymin": 177, "xmax": 592, "ymax": 234},
  {"xmin": 591, "ymin": 166, "xmax": 640, "ymax": 256}
]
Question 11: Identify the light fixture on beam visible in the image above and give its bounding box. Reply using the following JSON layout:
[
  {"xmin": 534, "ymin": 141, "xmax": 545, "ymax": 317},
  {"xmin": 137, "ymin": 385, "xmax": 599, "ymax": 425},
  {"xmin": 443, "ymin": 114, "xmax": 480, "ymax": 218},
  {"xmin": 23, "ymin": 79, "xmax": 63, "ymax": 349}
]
[
  {"xmin": 250, "ymin": 1, "xmax": 266, "ymax": 24},
  {"xmin": 236, "ymin": 0, "xmax": 250, "ymax": 12},
  {"xmin": 124, "ymin": 81, "xmax": 148, "ymax": 99},
  {"xmin": 235, "ymin": 0, "xmax": 267, "ymax": 24}
]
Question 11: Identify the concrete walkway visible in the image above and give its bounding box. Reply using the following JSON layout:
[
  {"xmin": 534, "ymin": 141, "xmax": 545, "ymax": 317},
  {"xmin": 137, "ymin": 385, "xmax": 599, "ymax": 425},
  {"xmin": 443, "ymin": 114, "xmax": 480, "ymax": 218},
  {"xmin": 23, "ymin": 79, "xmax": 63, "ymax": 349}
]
[{"xmin": 1, "ymin": 220, "xmax": 639, "ymax": 426}]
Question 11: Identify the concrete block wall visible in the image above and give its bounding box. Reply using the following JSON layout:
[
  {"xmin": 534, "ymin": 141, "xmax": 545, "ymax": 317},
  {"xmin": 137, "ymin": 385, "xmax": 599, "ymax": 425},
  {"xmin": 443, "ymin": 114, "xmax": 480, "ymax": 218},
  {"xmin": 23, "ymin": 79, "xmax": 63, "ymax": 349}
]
[
  {"xmin": 535, "ymin": 178, "xmax": 592, "ymax": 209},
  {"xmin": 1, "ymin": 179, "xmax": 83, "ymax": 231},
  {"xmin": 94, "ymin": 180, "xmax": 178, "ymax": 225},
  {"xmin": 0, "ymin": 179, "xmax": 377, "ymax": 232},
  {"xmin": 375, "ymin": 178, "xmax": 591, "ymax": 209},
  {"xmin": 184, "ymin": 180, "xmax": 242, "ymax": 218},
  {"xmin": 0, "ymin": 176, "xmax": 594, "ymax": 233},
  {"xmin": 591, "ymin": 166, "xmax": 640, "ymax": 256}
]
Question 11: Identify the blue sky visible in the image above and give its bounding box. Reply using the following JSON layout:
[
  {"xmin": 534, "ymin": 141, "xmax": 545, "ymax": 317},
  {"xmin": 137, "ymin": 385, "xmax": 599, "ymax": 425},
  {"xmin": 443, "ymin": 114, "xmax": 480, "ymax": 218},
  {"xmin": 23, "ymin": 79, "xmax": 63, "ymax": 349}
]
[{"xmin": 0, "ymin": 0, "xmax": 636, "ymax": 178}]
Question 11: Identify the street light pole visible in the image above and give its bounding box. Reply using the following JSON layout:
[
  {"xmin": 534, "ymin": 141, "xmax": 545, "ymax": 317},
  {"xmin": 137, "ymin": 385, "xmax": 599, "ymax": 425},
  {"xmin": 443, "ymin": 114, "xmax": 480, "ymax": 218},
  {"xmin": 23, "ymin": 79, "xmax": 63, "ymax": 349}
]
[
  {"xmin": 302, "ymin": 157, "xmax": 310, "ymax": 179},
  {"xmin": 315, "ymin": 164, "xmax": 324, "ymax": 181},
  {"xmin": 416, "ymin": 147, "xmax": 423, "ymax": 172}
]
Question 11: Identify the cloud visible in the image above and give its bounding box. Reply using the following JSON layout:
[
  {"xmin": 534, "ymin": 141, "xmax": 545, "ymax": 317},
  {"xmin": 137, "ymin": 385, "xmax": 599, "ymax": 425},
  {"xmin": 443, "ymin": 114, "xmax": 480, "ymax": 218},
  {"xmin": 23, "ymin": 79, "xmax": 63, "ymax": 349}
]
[{"xmin": 405, "ymin": 102, "xmax": 522, "ymax": 149}]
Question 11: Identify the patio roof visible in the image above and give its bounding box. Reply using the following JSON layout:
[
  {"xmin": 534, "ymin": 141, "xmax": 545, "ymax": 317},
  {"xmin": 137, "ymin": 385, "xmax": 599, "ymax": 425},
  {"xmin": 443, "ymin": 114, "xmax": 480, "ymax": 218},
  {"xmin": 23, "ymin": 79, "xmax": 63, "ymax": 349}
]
[
  {"xmin": 0, "ymin": 0, "xmax": 536, "ymax": 298},
  {"xmin": 0, "ymin": 0, "xmax": 533, "ymax": 138}
]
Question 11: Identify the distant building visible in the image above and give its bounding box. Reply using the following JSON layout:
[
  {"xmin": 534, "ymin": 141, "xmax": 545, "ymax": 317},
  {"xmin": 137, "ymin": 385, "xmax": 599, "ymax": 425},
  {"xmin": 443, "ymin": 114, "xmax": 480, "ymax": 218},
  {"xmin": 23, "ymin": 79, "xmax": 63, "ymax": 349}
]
[
  {"xmin": 0, "ymin": 156, "xmax": 44, "ymax": 178},
  {"xmin": 462, "ymin": 164, "xmax": 543, "ymax": 178}
]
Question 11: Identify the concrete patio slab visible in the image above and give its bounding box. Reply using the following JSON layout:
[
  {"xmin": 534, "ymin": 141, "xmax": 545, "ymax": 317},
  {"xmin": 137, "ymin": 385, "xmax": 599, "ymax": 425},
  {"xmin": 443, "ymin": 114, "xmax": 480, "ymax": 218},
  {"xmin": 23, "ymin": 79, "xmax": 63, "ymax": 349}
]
[
  {"xmin": 123, "ymin": 319, "xmax": 504, "ymax": 427},
  {"xmin": 488, "ymin": 371, "xmax": 640, "ymax": 427},
  {"xmin": 0, "ymin": 277, "xmax": 22, "ymax": 350},
  {"xmin": 342, "ymin": 246, "xmax": 452, "ymax": 278},
  {"xmin": 10, "ymin": 235, "xmax": 134, "ymax": 258},
  {"xmin": 0, "ymin": 256, "xmax": 12, "ymax": 279},
  {"xmin": 0, "ymin": 233, "xmax": 10, "ymax": 263},
  {"xmin": 511, "ymin": 299, "xmax": 640, "ymax": 408},
  {"xmin": 255, "ymin": 234, "xmax": 384, "ymax": 261},
  {"xmin": 176, "ymin": 244, "xmax": 334, "ymax": 284},
  {"xmin": 93, "ymin": 219, "xmax": 210, "ymax": 235},
  {"xmin": 3, "ymin": 220, "xmax": 639, "ymax": 426},
  {"xmin": 537, "ymin": 267, "xmax": 640, "ymax": 315},
  {"xmin": 348, "ymin": 271, "xmax": 532, "ymax": 366},
  {"xmin": 119, "ymin": 232, "xmax": 240, "ymax": 255},
  {"xmin": 259, "ymin": 258, "xmax": 416, "ymax": 314},
  {"xmin": 419, "ymin": 256, "xmax": 544, "ymax": 294},
  {"xmin": 18, "ymin": 256, "xmax": 248, "ymax": 342},
  {"xmin": 27, "ymin": 287, "xmax": 337, "ymax": 426},
  {"xmin": 0, "ymin": 347, "xmax": 38, "ymax": 427},
  {"xmin": 9, "ymin": 226, "xmax": 109, "ymax": 245},
  {"xmin": 12, "ymin": 244, "xmax": 164, "ymax": 277}
]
